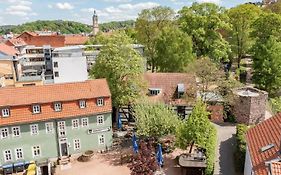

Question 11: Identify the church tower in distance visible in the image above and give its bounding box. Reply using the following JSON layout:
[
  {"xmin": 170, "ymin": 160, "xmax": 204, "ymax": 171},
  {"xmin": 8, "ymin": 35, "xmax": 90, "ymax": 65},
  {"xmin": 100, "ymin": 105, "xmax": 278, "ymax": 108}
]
[{"xmin": 92, "ymin": 10, "xmax": 99, "ymax": 36}]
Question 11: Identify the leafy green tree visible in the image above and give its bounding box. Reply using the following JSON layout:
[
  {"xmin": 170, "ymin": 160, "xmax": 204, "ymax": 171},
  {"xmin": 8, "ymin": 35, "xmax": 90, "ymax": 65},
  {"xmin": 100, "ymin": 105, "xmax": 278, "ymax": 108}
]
[
  {"xmin": 179, "ymin": 3, "xmax": 231, "ymax": 62},
  {"xmin": 270, "ymin": 97, "xmax": 281, "ymax": 114},
  {"xmin": 90, "ymin": 32, "xmax": 145, "ymax": 107},
  {"xmin": 251, "ymin": 13, "xmax": 281, "ymax": 42},
  {"xmin": 252, "ymin": 37, "xmax": 281, "ymax": 96},
  {"xmin": 227, "ymin": 4, "xmax": 262, "ymax": 68},
  {"xmin": 135, "ymin": 6, "xmax": 175, "ymax": 72},
  {"xmin": 133, "ymin": 101, "xmax": 181, "ymax": 138},
  {"xmin": 155, "ymin": 26, "xmax": 194, "ymax": 72},
  {"xmin": 187, "ymin": 57, "xmax": 225, "ymax": 98}
]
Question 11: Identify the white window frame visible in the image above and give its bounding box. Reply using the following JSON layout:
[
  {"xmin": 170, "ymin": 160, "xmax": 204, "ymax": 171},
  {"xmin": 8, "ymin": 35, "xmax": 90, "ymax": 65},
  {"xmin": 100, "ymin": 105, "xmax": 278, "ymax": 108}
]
[
  {"xmin": 58, "ymin": 121, "xmax": 66, "ymax": 137},
  {"xmin": 97, "ymin": 115, "xmax": 104, "ymax": 125},
  {"xmin": 79, "ymin": 100, "xmax": 86, "ymax": 109},
  {"xmin": 32, "ymin": 105, "xmax": 41, "ymax": 114},
  {"xmin": 81, "ymin": 118, "xmax": 89, "ymax": 127},
  {"xmin": 54, "ymin": 102, "xmax": 62, "ymax": 112},
  {"xmin": 97, "ymin": 98, "xmax": 104, "ymax": 106},
  {"xmin": 15, "ymin": 148, "xmax": 24, "ymax": 160},
  {"xmin": 72, "ymin": 119, "xmax": 79, "ymax": 129},
  {"xmin": 98, "ymin": 135, "xmax": 105, "ymax": 145},
  {"xmin": 12, "ymin": 126, "xmax": 21, "ymax": 137},
  {"xmin": 30, "ymin": 124, "xmax": 39, "ymax": 135},
  {"xmin": 3, "ymin": 149, "xmax": 12, "ymax": 162},
  {"xmin": 1, "ymin": 108, "xmax": 10, "ymax": 117},
  {"xmin": 32, "ymin": 145, "xmax": 41, "ymax": 157},
  {"xmin": 0, "ymin": 128, "xmax": 9, "ymax": 139},
  {"xmin": 73, "ymin": 139, "xmax": 81, "ymax": 151},
  {"xmin": 45, "ymin": 122, "xmax": 54, "ymax": 134}
]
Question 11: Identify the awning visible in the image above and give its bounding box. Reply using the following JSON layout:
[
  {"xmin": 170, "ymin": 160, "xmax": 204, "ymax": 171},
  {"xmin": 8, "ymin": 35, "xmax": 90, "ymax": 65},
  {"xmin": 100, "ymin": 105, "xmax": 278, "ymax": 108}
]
[
  {"xmin": 2, "ymin": 163, "xmax": 13, "ymax": 169},
  {"xmin": 14, "ymin": 161, "xmax": 25, "ymax": 167}
]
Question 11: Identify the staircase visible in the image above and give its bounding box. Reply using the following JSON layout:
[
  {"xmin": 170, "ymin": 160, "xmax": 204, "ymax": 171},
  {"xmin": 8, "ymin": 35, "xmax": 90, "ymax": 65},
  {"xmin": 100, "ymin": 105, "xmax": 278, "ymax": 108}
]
[{"xmin": 57, "ymin": 156, "xmax": 71, "ymax": 170}]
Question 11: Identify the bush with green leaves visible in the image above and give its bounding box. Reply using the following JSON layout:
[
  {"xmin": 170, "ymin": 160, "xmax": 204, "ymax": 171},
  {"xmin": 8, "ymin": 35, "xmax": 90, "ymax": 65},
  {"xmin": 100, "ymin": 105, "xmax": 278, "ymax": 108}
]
[
  {"xmin": 270, "ymin": 97, "xmax": 281, "ymax": 114},
  {"xmin": 234, "ymin": 124, "xmax": 248, "ymax": 172},
  {"xmin": 133, "ymin": 102, "xmax": 181, "ymax": 138}
]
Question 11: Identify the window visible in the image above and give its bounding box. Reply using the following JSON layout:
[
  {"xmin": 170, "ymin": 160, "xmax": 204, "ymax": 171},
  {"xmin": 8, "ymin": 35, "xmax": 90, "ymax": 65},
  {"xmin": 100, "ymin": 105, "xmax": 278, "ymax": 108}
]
[
  {"xmin": 54, "ymin": 62, "xmax": 58, "ymax": 68},
  {"xmin": 79, "ymin": 100, "xmax": 86, "ymax": 109},
  {"xmin": 32, "ymin": 105, "xmax": 41, "ymax": 114},
  {"xmin": 98, "ymin": 135, "xmax": 105, "ymax": 145},
  {"xmin": 81, "ymin": 118, "xmax": 89, "ymax": 127},
  {"xmin": 54, "ymin": 72, "xmax": 59, "ymax": 77},
  {"xmin": 2, "ymin": 108, "xmax": 10, "ymax": 117},
  {"xmin": 30, "ymin": 124, "xmax": 39, "ymax": 135},
  {"xmin": 45, "ymin": 122, "xmax": 54, "ymax": 134},
  {"xmin": 73, "ymin": 139, "xmax": 81, "ymax": 150},
  {"xmin": 72, "ymin": 119, "xmax": 79, "ymax": 129},
  {"xmin": 1, "ymin": 128, "xmax": 9, "ymax": 139},
  {"xmin": 15, "ymin": 148, "xmax": 23, "ymax": 160},
  {"xmin": 97, "ymin": 98, "xmax": 104, "ymax": 106},
  {"xmin": 54, "ymin": 102, "xmax": 62, "ymax": 112},
  {"xmin": 32, "ymin": 146, "xmax": 41, "ymax": 157},
  {"xmin": 3, "ymin": 150, "xmax": 12, "ymax": 162},
  {"xmin": 12, "ymin": 127, "xmax": 21, "ymax": 137},
  {"xmin": 97, "ymin": 115, "xmax": 104, "ymax": 125},
  {"xmin": 58, "ymin": 121, "xmax": 66, "ymax": 137},
  {"xmin": 149, "ymin": 89, "xmax": 161, "ymax": 96}
]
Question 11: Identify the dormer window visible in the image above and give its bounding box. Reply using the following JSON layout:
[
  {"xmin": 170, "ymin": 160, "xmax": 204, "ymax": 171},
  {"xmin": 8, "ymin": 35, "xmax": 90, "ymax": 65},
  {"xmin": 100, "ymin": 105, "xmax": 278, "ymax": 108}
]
[
  {"xmin": 177, "ymin": 84, "xmax": 185, "ymax": 98},
  {"xmin": 54, "ymin": 102, "xmax": 62, "ymax": 112},
  {"xmin": 32, "ymin": 105, "xmax": 41, "ymax": 114},
  {"xmin": 1, "ymin": 108, "xmax": 10, "ymax": 117},
  {"xmin": 97, "ymin": 98, "xmax": 104, "ymax": 106},
  {"xmin": 149, "ymin": 88, "xmax": 161, "ymax": 96},
  {"xmin": 79, "ymin": 100, "xmax": 86, "ymax": 109}
]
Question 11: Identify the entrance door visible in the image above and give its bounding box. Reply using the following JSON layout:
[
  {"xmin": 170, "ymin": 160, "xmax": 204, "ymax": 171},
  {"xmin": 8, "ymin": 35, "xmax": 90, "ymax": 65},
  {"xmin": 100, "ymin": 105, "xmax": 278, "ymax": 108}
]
[{"xmin": 60, "ymin": 142, "xmax": 68, "ymax": 157}]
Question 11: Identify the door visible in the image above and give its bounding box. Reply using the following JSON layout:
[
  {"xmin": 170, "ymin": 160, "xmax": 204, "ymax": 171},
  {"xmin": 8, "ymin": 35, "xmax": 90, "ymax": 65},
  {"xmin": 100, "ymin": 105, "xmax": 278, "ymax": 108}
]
[{"xmin": 60, "ymin": 142, "xmax": 68, "ymax": 156}]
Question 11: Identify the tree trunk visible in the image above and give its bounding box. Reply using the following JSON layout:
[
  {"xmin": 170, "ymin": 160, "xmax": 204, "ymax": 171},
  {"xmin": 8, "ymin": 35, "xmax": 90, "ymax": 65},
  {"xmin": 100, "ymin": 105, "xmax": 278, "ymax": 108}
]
[{"xmin": 189, "ymin": 141, "xmax": 195, "ymax": 154}]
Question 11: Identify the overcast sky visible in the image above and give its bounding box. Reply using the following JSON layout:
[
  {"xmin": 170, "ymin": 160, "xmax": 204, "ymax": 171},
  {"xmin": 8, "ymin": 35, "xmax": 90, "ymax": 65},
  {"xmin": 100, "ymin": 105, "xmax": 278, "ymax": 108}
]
[{"xmin": 0, "ymin": 0, "xmax": 257, "ymax": 25}]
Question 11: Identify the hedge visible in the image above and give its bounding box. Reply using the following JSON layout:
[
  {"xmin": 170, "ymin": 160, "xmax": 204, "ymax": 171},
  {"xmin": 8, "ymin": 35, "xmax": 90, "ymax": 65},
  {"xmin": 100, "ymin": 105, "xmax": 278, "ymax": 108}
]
[
  {"xmin": 234, "ymin": 124, "xmax": 248, "ymax": 172},
  {"xmin": 205, "ymin": 125, "xmax": 217, "ymax": 175}
]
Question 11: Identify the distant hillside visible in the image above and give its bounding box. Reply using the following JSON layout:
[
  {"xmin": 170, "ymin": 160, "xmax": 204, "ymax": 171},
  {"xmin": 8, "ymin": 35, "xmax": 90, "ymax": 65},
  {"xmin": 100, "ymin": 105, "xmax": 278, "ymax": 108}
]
[{"xmin": 0, "ymin": 20, "xmax": 135, "ymax": 35}]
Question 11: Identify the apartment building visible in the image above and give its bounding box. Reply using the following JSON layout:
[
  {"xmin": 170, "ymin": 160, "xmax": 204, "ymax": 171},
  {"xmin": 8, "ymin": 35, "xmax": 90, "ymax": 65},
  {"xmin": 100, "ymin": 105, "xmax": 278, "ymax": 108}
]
[{"xmin": 0, "ymin": 79, "xmax": 112, "ymax": 174}]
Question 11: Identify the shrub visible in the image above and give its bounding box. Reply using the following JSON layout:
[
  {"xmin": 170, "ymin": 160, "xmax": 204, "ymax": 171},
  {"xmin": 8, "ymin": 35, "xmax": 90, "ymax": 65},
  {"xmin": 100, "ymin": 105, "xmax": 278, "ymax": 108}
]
[{"xmin": 234, "ymin": 124, "xmax": 248, "ymax": 172}]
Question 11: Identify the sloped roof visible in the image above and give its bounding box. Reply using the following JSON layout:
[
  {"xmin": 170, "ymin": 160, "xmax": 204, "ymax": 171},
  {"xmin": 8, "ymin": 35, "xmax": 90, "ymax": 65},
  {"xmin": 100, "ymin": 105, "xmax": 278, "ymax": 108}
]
[
  {"xmin": 0, "ymin": 43, "xmax": 19, "ymax": 56},
  {"xmin": 144, "ymin": 73, "xmax": 196, "ymax": 105},
  {"xmin": 246, "ymin": 113, "xmax": 281, "ymax": 175},
  {"xmin": 271, "ymin": 162, "xmax": 281, "ymax": 175},
  {"xmin": 5, "ymin": 38, "xmax": 27, "ymax": 47},
  {"xmin": 64, "ymin": 35, "xmax": 89, "ymax": 45},
  {"xmin": 0, "ymin": 79, "xmax": 111, "ymax": 107}
]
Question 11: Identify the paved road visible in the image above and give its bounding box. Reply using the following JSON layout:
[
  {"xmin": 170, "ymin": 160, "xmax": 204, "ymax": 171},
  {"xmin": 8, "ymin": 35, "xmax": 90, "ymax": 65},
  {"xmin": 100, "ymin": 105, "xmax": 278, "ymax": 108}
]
[{"xmin": 213, "ymin": 123, "xmax": 237, "ymax": 175}]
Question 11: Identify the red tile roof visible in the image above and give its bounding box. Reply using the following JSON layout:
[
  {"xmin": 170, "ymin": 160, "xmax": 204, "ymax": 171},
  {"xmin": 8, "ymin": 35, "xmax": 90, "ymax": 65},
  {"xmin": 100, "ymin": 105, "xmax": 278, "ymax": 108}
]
[
  {"xmin": 246, "ymin": 113, "xmax": 281, "ymax": 175},
  {"xmin": 0, "ymin": 79, "xmax": 111, "ymax": 107},
  {"xmin": 5, "ymin": 38, "xmax": 27, "ymax": 47},
  {"xmin": 144, "ymin": 73, "xmax": 196, "ymax": 106},
  {"xmin": 64, "ymin": 35, "xmax": 89, "ymax": 45},
  {"xmin": 0, "ymin": 79, "xmax": 112, "ymax": 126},
  {"xmin": 271, "ymin": 162, "xmax": 281, "ymax": 175},
  {"xmin": 0, "ymin": 43, "xmax": 19, "ymax": 55}
]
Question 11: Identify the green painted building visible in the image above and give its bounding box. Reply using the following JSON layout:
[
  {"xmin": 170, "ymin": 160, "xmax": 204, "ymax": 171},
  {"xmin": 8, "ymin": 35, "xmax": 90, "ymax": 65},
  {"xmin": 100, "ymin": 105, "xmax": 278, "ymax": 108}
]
[{"xmin": 0, "ymin": 79, "xmax": 112, "ymax": 174}]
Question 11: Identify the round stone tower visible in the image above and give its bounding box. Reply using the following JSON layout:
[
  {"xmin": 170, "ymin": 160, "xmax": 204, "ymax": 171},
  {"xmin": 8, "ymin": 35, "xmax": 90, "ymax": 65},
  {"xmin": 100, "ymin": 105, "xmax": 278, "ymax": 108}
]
[
  {"xmin": 233, "ymin": 87, "xmax": 268, "ymax": 125},
  {"xmin": 92, "ymin": 10, "xmax": 99, "ymax": 36}
]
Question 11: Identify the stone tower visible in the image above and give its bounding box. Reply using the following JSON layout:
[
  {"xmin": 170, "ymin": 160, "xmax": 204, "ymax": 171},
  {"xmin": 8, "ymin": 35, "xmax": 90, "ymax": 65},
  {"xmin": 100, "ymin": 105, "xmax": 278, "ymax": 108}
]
[
  {"xmin": 92, "ymin": 10, "xmax": 99, "ymax": 36},
  {"xmin": 232, "ymin": 87, "xmax": 268, "ymax": 125}
]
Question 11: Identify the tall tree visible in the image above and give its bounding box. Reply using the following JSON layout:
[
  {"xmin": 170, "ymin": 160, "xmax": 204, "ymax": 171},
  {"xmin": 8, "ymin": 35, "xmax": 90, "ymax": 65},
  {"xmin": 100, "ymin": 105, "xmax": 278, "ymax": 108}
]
[
  {"xmin": 178, "ymin": 3, "xmax": 231, "ymax": 63},
  {"xmin": 155, "ymin": 26, "xmax": 194, "ymax": 72},
  {"xmin": 90, "ymin": 32, "xmax": 145, "ymax": 107},
  {"xmin": 133, "ymin": 101, "xmax": 181, "ymax": 138},
  {"xmin": 135, "ymin": 6, "xmax": 175, "ymax": 72},
  {"xmin": 252, "ymin": 37, "xmax": 281, "ymax": 96},
  {"xmin": 227, "ymin": 4, "xmax": 262, "ymax": 68},
  {"xmin": 251, "ymin": 13, "xmax": 281, "ymax": 95}
]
